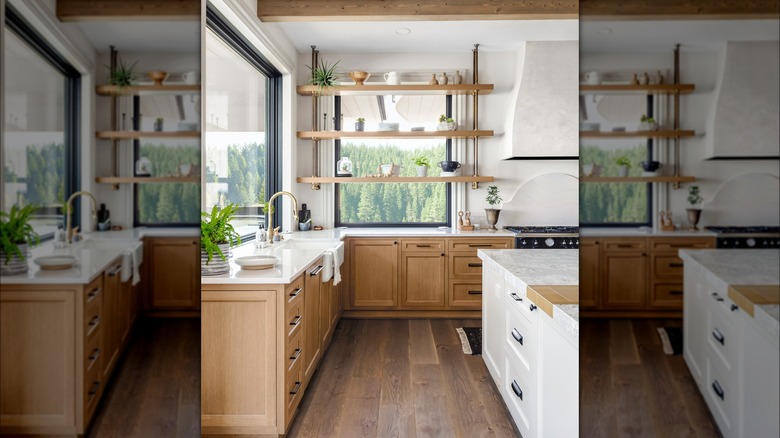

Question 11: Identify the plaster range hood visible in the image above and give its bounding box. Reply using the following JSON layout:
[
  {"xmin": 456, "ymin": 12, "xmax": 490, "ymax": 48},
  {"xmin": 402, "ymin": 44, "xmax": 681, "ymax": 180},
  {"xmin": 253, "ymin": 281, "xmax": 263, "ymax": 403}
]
[
  {"xmin": 707, "ymin": 41, "xmax": 780, "ymax": 160},
  {"xmin": 503, "ymin": 41, "xmax": 579, "ymax": 160}
]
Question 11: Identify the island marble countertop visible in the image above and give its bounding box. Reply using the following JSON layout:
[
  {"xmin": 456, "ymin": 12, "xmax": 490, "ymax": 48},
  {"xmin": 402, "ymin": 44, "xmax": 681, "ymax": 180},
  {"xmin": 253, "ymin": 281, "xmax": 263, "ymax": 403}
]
[
  {"xmin": 679, "ymin": 249, "xmax": 779, "ymax": 341},
  {"xmin": 477, "ymin": 249, "xmax": 579, "ymax": 339},
  {"xmin": 581, "ymin": 227, "xmax": 717, "ymax": 238}
]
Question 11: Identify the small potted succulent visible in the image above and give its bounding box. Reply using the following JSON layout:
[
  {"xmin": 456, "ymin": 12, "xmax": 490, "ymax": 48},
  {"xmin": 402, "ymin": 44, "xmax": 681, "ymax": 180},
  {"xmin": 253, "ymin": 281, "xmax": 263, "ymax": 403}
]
[
  {"xmin": 412, "ymin": 156, "xmax": 430, "ymax": 177},
  {"xmin": 437, "ymin": 114, "xmax": 456, "ymax": 131},
  {"xmin": 639, "ymin": 114, "xmax": 658, "ymax": 131},
  {"xmin": 355, "ymin": 117, "xmax": 365, "ymax": 132},
  {"xmin": 485, "ymin": 185, "xmax": 502, "ymax": 231},
  {"xmin": 201, "ymin": 204, "xmax": 242, "ymax": 275},
  {"xmin": 686, "ymin": 185, "xmax": 704, "ymax": 230},
  {"xmin": 0, "ymin": 204, "xmax": 40, "ymax": 275},
  {"xmin": 154, "ymin": 117, "xmax": 164, "ymax": 132},
  {"xmin": 615, "ymin": 156, "xmax": 631, "ymax": 177}
]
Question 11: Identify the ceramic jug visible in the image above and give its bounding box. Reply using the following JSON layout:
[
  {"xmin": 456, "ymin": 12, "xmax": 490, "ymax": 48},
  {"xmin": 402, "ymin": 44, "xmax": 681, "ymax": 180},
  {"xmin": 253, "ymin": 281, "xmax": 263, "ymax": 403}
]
[
  {"xmin": 182, "ymin": 71, "xmax": 200, "ymax": 85},
  {"xmin": 383, "ymin": 72, "xmax": 400, "ymax": 85}
]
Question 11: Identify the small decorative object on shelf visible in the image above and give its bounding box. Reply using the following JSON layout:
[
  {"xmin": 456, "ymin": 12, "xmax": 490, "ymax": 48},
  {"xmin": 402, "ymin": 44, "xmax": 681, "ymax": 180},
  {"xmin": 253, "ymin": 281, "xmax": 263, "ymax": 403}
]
[
  {"xmin": 640, "ymin": 160, "xmax": 663, "ymax": 176},
  {"xmin": 438, "ymin": 72, "xmax": 449, "ymax": 85},
  {"xmin": 453, "ymin": 70, "xmax": 463, "ymax": 85},
  {"xmin": 485, "ymin": 185, "xmax": 502, "ymax": 231},
  {"xmin": 656, "ymin": 70, "xmax": 665, "ymax": 84},
  {"xmin": 201, "ymin": 204, "xmax": 242, "ymax": 276},
  {"xmin": 581, "ymin": 162, "xmax": 601, "ymax": 177},
  {"xmin": 457, "ymin": 211, "xmax": 474, "ymax": 231},
  {"xmin": 585, "ymin": 71, "xmax": 600, "ymax": 85},
  {"xmin": 0, "ymin": 204, "xmax": 40, "ymax": 276},
  {"xmin": 660, "ymin": 211, "xmax": 675, "ymax": 231},
  {"xmin": 182, "ymin": 70, "xmax": 200, "ymax": 85},
  {"xmin": 437, "ymin": 114, "xmax": 456, "ymax": 131},
  {"xmin": 135, "ymin": 157, "xmax": 152, "ymax": 176},
  {"xmin": 640, "ymin": 72, "xmax": 650, "ymax": 85},
  {"xmin": 348, "ymin": 71, "xmax": 370, "ymax": 85},
  {"xmin": 686, "ymin": 185, "xmax": 703, "ymax": 231},
  {"xmin": 336, "ymin": 157, "xmax": 353, "ymax": 177},
  {"xmin": 639, "ymin": 114, "xmax": 658, "ymax": 131},
  {"xmin": 428, "ymin": 74, "xmax": 438, "ymax": 85},
  {"xmin": 631, "ymin": 73, "xmax": 639, "ymax": 85},
  {"xmin": 308, "ymin": 59, "xmax": 340, "ymax": 89},
  {"xmin": 147, "ymin": 70, "xmax": 168, "ymax": 85},
  {"xmin": 383, "ymin": 71, "xmax": 400, "ymax": 85},
  {"xmin": 412, "ymin": 156, "xmax": 430, "ymax": 177},
  {"xmin": 438, "ymin": 160, "xmax": 461, "ymax": 176},
  {"xmin": 378, "ymin": 163, "xmax": 401, "ymax": 177},
  {"xmin": 154, "ymin": 117, "xmax": 164, "ymax": 132},
  {"xmin": 615, "ymin": 156, "xmax": 631, "ymax": 177},
  {"xmin": 355, "ymin": 117, "xmax": 365, "ymax": 131},
  {"xmin": 108, "ymin": 50, "xmax": 137, "ymax": 90}
]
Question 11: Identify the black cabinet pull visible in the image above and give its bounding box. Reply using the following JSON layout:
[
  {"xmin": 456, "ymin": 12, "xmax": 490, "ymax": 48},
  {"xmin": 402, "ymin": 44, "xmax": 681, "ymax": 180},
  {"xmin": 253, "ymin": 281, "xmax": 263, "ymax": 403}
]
[
  {"xmin": 393, "ymin": 241, "xmax": 398, "ymax": 245},
  {"xmin": 468, "ymin": 263, "xmax": 483, "ymax": 268},
  {"xmin": 467, "ymin": 290, "xmax": 482, "ymax": 295},
  {"xmin": 88, "ymin": 381, "xmax": 100, "ymax": 396},
  {"xmin": 88, "ymin": 348, "xmax": 101, "ymax": 362},
  {"xmin": 711, "ymin": 292, "xmax": 724, "ymax": 302},
  {"xmin": 309, "ymin": 265, "xmax": 324, "ymax": 276},
  {"xmin": 617, "ymin": 244, "xmax": 633, "ymax": 248},
  {"xmin": 529, "ymin": 304, "xmax": 537, "ymax": 312},
  {"xmin": 511, "ymin": 380, "xmax": 523, "ymax": 400},
  {"xmin": 670, "ymin": 263, "xmax": 683, "ymax": 268},
  {"xmin": 87, "ymin": 287, "xmax": 101, "ymax": 303},
  {"xmin": 416, "ymin": 244, "xmax": 431, "ymax": 248},
  {"xmin": 712, "ymin": 380, "xmax": 724, "ymax": 400},
  {"xmin": 289, "ymin": 288, "xmax": 302, "ymax": 298},
  {"xmin": 669, "ymin": 290, "xmax": 684, "ymax": 296},
  {"xmin": 730, "ymin": 304, "xmax": 739, "ymax": 312},
  {"xmin": 509, "ymin": 292, "xmax": 523, "ymax": 302},
  {"xmin": 441, "ymin": 253, "xmax": 445, "ymax": 257},
  {"xmin": 290, "ymin": 381, "xmax": 302, "ymax": 396},
  {"xmin": 469, "ymin": 244, "xmax": 492, "ymax": 248},
  {"xmin": 108, "ymin": 265, "xmax": 122, "ymax": 277},
  {"xmin": 290, "ymin": 348, "xmax": 302, "ymax": 361},
  {"xmin": 712, "ymin": 328, "xmax": 724, "ymax": 345},
  {"xmin": 511, "ymin": 328, "xmax": 523, "ymax": 345},
  {"xmin": 289, "ymin": 315, "xmax": 301, "ymax": 326}
]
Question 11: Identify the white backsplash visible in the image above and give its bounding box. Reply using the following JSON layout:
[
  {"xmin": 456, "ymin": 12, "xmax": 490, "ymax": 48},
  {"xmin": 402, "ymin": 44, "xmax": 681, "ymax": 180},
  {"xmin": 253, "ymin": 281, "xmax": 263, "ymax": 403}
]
[
  {"xmin": 500, "ymin": 172, "xmax": 579, "ymax": 226},
  {"xmin": 701, "ymin": 172, "xmax": 780, "ymax": 226}
]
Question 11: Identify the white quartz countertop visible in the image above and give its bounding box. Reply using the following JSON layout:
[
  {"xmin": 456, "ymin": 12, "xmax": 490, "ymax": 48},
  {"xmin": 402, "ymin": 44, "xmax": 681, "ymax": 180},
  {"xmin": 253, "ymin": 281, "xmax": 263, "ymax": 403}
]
[
  {"xmin": 90, "ymin": 227, "xmax": 200, "ymax": 239},
  {"xmin": 680, "ymin": 249, "xmax": 779, "ymax": 339},
  {"xmin": 287, "ymin": 227, "xmax": 516, "ymax": 239},
  {"xmin": 478, "ymin": 249, "xmax": 579, "ymax": 339},
  {"xmin": 580, "ymin": 227, "xmax": 716, "ymax": 237}
]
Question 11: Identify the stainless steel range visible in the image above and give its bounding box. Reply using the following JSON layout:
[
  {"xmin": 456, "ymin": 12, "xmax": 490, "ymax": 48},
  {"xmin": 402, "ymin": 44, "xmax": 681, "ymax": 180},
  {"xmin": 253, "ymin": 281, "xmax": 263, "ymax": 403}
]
[
  {"xmin": 504, "ymin": 226, "xmax": 579, "ymax": 249},
  {"xmin": 705, "ymin": 226, "xmax": 780, "ymax": 249}
]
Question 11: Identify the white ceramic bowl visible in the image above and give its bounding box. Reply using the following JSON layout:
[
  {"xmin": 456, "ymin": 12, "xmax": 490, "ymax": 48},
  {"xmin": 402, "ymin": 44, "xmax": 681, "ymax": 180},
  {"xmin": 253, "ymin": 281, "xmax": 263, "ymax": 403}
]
[
  {"xmin": 34, "ymin": 255, "xmax": 78, "ymax": 270},
  {"xmin": 234, "ymin": 255, "xmax": 281, "ymax": 270},
  {"xmin": 378, "ymin": 122, "xmax": 400, "ymax": 131}
]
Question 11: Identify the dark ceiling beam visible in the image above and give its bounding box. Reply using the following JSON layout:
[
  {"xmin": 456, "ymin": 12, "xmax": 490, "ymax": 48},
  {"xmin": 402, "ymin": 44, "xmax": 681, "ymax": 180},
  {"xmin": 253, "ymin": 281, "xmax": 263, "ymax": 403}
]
[
  {"xmin": 56, "ymin": 0, "xmax": 199, "ymax": 22},
  {"xmin": 581, "ymin": 0, "xmax": 780, "ymax": 20},
  {"xmin": 257, "ymin": 0, "xmax": 579, "ymax": 22}
]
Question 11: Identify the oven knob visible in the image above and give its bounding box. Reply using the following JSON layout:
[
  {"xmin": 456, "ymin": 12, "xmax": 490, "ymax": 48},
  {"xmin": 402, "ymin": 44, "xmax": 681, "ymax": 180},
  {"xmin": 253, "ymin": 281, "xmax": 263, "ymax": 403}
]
[
  {"xmin": 533, "ymin": 239, "xmax": 539, "ymax": 247},
  {"xmin": 561, "ymin": 240, "xmax": 568, "ymax": 247},
  {"xmin": 734, "ymin": 241, "xmax": 740, "ymax": 246},
  {"xmin": 570, "ymin": 240, "xmax": 575, "ymax": 246},
  {"xmin": 746, "ymin": 238, "xmax": 756, "ymax": 247},
  {"xmin": 520, "ymin": 239, "xmax": 527, "ymax": 246},
  {"xmin": 545, "ymin": 238, "xmax": 555, "ymax": 247}
]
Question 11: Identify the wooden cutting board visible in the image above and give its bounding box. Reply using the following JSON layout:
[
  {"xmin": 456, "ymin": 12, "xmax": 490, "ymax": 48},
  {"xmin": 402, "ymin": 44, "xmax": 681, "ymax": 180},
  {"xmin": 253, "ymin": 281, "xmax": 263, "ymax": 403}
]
[
  {"xmin": 728, "ymin": 284, "xmax": 780, "ymax": 317},
  {"xmin": 526, "ymin": 285, "xmax": 579, "ymax": 318}
]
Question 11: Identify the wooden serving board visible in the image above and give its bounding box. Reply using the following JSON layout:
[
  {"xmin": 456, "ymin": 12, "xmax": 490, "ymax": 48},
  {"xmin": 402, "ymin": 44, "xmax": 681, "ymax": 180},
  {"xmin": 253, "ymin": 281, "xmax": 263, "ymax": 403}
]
[
  {"xmin": 728, "ymin": 284, "xmax": 780, "ymax": 317},
  {"xmin": 526, "ymin": 285, "xmax": 579, "ymax": 318}
]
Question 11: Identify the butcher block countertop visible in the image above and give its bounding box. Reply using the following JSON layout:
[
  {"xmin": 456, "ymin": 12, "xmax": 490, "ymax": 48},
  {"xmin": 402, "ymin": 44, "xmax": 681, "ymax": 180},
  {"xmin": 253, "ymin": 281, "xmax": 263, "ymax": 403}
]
[
  {"xmin": 526, "ymin": 285, "xmax": 578, "ymax": 318},
  {"xmin": 728, "ymin": 284, "xmax": 780, "ymax": 318}
]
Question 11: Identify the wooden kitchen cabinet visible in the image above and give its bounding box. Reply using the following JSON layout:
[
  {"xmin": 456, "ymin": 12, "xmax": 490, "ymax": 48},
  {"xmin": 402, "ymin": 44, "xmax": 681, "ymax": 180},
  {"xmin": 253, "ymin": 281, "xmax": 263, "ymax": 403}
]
[
  {"xmin": 579, "ymin": 237, "xmax": 600, "ymax": 310},
  {"xmin": 145, "ymin": 237, "xmax": 200, "ymax": 312},
  {"xmin": 304, "ymin": 261, "xmax": 323, "ymax": 385},
  {"xmin": 400, "ymin": 239, "xmax": 447, "ymax": 308},
  {"xmin": 349, "ymin": 238, "xmax": 398, "ymax": 308},
  {"xmin": 601, "ymin": 238, "xmax": 648, "ymax": 309},
  {"xmin": 649, "ymin": 237, "xmax": 714, "ymax": 309},
  {"xmin": 102, "ymin": 258, "xmax": 124, "ymax": 379}
]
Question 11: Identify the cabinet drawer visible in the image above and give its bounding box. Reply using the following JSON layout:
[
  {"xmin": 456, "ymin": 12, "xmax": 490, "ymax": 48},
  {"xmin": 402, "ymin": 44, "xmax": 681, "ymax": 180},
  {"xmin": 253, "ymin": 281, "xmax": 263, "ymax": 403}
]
[
  {"xmin": 285, "ymin": 297, "xmax": 304, "ymax": 341},
  {"xmin": 448, "ymin": 280, "xmax": 482, "ymax": 308},
  {"xmin": 286, "ymin": 329, "xmax": 304, "ymax": 374},
  {"xmin": 84, "ymin": 302, "xmax": 102, "ymax": 341},
  {"xmin": 651, "ymin": 238, "xmax": 714, "ymax": 252},
  {"xmin": 505, "ymin": 306, "xmax": 537, "ymax": 375},
  {"xmin": 653, "ymin": 255, "xmax": 685, "ymax": 277},
  {"xmin": 285, "ymin": 276, "xmax": 304, "ymax": 310},
  {"xmin": 706, "ymin": 304, "xmax": 738, "ymax": 373},
  {"xmin": 650, "ymin": 283, "xmax": 685, "ymax": 308},
  {"xmin": 84, "ymin": 331, "xmax": 102, "ymax": 373},
  {"xmin": 506, "ymin": 289, "xmax": 539, "ymax": 326},
  {"xmin": 706, "ymin": 350, "xmax": 737, "ymax": 435},
  {"xmin": 449, "ymin": 254, "xmax": 484, "ymax": 278},
  {"xmin": 449, "ymin": 238, "xmax": 513, "ymax": 252},
  {"xmin": 602, "ymin": 239, "xmax": 647, "ymax": 252},
  {"xmin": 84, "ymin": 359, "xmax": 102, "ymax": 418},
  {"xmin": 400, "ymin": 239, "xmax": 446, "ymax": 252},
  {"xmin": 285, "ymin": 357, "xmax": 304, "ymax": 421},
  {"xmin": 84, "ymin": 276, "xmax": 103, "ymax": 314},
  {"xmin": 503, "ymin": 353, "xmax": 535, "ymax": 438}
]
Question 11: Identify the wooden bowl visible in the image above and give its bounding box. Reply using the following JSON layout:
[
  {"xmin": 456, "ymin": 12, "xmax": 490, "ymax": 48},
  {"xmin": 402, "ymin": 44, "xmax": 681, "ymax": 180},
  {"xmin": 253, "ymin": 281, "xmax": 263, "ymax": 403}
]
[
  {"xmin": 147, "ymin": 70, "xmax": 168, "ymax": 86},
  {"xmin": 348, "ymin": 71, "xmax": 370, "ymax": 85}
]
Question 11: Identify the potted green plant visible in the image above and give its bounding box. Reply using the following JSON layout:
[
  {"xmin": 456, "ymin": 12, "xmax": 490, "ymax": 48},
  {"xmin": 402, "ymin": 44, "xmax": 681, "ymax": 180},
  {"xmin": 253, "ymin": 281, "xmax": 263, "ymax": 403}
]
[
  {"xmin": 412, "ymin": 156, "xmax": 430, "ymax": 177},
  {"xmin": 154, "ymin": 117, "xmax": 163, "ymax": 132},
  {"xmin": 308, "ymin": 59, "xmax": 340, "ymax": 89},
  {"xmin": 0, "ymin": 204, "xmax": 40, "ymax": 275},
  {"xmin": 615, "ymin": 156, "xmax": 631, "ymax": 177},
  {"xmin": 201, "ymin": 204, "xmax": 242, "ymax": 275},
  {"xmin": 355, "ymin": 117, "xmax": 365, "ymax": 132},
  {"xmin": 686, "ymin": 185, "xmax": 704, "ymax": 230},
  {"xmin": 437, "ymin": 114, "xmax": 456, "ymax": 131},
  {"xmin": 485, "ymin": 185, "xmax": 502, "ymax": 231},
  {"xmin": 108, "ymin": 57, "xmax": 138, "ymax": 90},
  {"xmin": 639, "ymin": 114, "xmax": 657, "ymax": 131}
]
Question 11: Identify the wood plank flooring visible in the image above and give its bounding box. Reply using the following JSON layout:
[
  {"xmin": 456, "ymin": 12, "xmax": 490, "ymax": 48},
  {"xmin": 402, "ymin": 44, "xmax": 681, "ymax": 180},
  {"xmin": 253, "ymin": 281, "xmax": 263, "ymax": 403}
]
[
  {"xmin": 287, "ymin": 319, "xmax": 518, "ymax": 438},
  {"xmin": 580, "ymin": 318, "xmax": 721, "ymax": 438},
  {"xmin": 86, "ymin": 318, "xmax": 200, "ymax": 438}
]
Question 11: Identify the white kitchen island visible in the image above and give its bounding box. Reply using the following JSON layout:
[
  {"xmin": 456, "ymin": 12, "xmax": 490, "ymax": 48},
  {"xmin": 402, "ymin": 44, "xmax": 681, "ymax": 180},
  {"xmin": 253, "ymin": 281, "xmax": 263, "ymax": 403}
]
[
  {"xmin": 680, "ymin": 249, "xmax": 779, "ymax": 438},
  {"xmin": 478, "ymin": 249, "xmax": 579, "ymax": 438}
]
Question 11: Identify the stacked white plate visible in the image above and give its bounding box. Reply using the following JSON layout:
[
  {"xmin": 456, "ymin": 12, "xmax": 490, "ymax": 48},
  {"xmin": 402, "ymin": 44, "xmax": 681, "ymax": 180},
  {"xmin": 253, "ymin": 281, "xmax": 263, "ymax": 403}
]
[
  {"xmin": 34, "ymin": 255, "xmax": 78, "ymax": 271},
  {"xmin": 378, "ymin": 122, "xmax": 400, "ymax": 131},
  {"xmin": 234, "ymin": 255, "xmax": 281, "ymax": 270}
]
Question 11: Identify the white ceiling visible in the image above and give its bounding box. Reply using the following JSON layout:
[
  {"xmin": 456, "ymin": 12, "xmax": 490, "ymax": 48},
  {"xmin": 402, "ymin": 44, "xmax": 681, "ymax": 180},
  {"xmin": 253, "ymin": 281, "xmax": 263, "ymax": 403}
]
[
  {"xmin": 270, "ymin": 20, "xmax": 579, "ymax": 53},
  {"xmin": 71, "ymin": 22, "xmax": 200, "ymax": 54},
  {"xmin": 581, "ymin": 20, "xmax": 780, "ymax": 53}
]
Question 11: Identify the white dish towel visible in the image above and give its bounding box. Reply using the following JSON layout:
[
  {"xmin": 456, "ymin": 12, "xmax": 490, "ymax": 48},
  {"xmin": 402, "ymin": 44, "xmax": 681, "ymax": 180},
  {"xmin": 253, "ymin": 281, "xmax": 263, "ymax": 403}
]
[
  {"xmin": 331, "ymin": 241, "xmax": 344, "ymax": 286},
  {"xmin": 121, "ymin": 241, "xmax": 144, "ymax": 285}
]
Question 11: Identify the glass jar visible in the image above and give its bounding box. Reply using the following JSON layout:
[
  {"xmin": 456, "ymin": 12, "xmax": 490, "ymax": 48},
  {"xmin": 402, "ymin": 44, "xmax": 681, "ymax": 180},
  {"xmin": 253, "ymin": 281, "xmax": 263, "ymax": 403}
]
[{"xmin": 336, "ymin": 157, "xmax": 353, "ymax": 177}]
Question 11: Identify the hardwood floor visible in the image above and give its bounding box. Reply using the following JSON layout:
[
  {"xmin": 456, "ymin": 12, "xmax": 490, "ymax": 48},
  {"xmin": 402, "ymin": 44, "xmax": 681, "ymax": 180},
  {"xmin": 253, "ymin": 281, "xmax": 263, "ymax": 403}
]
[
  {"xmin": 287, "ymin": 319, "xmax": 518, "ymax": 438},
  {"xmin": 87, "ymin": 318, "xmax": 200, "ymax": 438},
  {"xmin": 580, "ymin": 318, "xmax": 721, "ymax": 438}
]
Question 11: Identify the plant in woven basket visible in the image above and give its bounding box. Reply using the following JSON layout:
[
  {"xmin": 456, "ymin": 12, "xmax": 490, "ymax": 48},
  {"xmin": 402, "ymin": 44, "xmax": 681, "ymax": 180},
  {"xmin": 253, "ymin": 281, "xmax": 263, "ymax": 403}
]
[
  {"xmin": 0, "ymin": 204, "xmax": 40, "ymax": 263},
  {"xmin": 201, "ymin": 204, "xmax": 242, "ymax": 264}
]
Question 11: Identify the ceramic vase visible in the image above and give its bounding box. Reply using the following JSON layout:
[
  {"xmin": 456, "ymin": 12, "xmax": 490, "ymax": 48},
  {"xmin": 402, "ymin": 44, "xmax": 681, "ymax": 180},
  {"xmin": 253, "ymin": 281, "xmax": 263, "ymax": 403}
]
[
  {"xmin": 0, "ymin": 244, "xmax": 29, "ymax": 276},
  {"xmin": 686, "ymin": 208, "xmax": 702, "ymax": 231},
  {"xmin": 428, "ymin": 74, "xmax": 438, "ymax": 85},
  {"xmin": 416, "ymin": 166, "xmax": 428, "ymax": 177},
  {"xmin": 154, "ymin": 120, "xmax": 163, "ymax": 131},
  {"xmin": 485, "ymin": 208, "xmax": 501, "ymax": 231},
  {"xmin": 617, "ymin": 165, "xmax": 629, "ymax": 177},
  {"xmin": 201, "ymin": 243, "xmax": 231, "ymax": 276},
  {"xmin": 438, "ymin": 72, "xmax": 448, "ymax": 85},
  {"xmin": 355, "ymin": 121, "xmax": 365, "ymax": 132},
  {"xmin": 453, "ymin": 70, "xmax": 463, "ymax": 84}
]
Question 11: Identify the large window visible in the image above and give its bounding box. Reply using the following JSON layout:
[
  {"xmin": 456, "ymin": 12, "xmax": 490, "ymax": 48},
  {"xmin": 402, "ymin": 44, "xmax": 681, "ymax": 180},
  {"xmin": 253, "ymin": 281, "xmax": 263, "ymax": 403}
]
[
  {"xmin": 204, "ymin": 5, "xmax": 282, "ymax": 236},
  {"xmin": 335, "ymin": 95, "xmax": 451, "ymax": 227},
  {"xmin": 2, "ymin": 6, "xmax": 80, "ymax": 237}
]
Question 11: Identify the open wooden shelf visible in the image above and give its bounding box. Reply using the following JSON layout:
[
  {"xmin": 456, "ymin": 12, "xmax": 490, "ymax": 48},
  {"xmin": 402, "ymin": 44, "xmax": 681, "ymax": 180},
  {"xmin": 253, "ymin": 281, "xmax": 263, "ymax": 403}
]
[
  {"xmin": 579, "ymin": 84, "xmax": 695, "ymax": 95},
  {"xmin": 580, "ymin": 130, "xmax": 695, "ymax": 139},
  {"xmin": 96, "ymin": 84, "xmax": 200, "ymax": 96},
  {"xmin": 95, "ymin": 176, "xmax": 199, "ymax": 184},
  {"xmin": 580, "ymin": 176, "xmax": 696, "ymax": 183},
  {"xmin": 96, "ymin": 131, "xmax": 200, "ymax": 140},
  {"xmin": 297, "ymin": 130, "xmax": 493, "ymax": 140},
  {"xmin": 296, "ymin": 84, "xmax": 494, "ymax": 96},
  {"xmin": 297, "ymin": 176, "xmax": 495, "ymax": 184}
]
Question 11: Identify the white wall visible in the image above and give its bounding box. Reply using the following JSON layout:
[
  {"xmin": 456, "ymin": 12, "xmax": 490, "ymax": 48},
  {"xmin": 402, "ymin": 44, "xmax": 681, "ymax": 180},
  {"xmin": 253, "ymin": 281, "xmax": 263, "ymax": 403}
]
[{"xmin": 581, "ymin": 47, "xmax": 780, "ymax": 228}]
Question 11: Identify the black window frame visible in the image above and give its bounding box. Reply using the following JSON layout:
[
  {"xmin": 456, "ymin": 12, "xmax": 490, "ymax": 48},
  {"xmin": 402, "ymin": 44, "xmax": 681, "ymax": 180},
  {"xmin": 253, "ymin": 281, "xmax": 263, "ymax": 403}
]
[
  {"xmin": 334, "ymin": 95, "xmax": 453, "ymax": 228},
  {"xmin": 4, "ymin": 5, "xmax": 81, "ymax": 235}
]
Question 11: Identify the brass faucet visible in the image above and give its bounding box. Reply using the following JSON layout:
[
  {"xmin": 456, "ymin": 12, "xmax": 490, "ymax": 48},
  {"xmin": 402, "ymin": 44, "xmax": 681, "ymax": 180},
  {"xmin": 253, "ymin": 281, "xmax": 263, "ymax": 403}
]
[
  {"xmin": 266, "ymin": 191, "xmax": 298, "ymax": 244},
  {"xmin": 65, "ymin": 191, "xmax": 98, "ymax": 244}
]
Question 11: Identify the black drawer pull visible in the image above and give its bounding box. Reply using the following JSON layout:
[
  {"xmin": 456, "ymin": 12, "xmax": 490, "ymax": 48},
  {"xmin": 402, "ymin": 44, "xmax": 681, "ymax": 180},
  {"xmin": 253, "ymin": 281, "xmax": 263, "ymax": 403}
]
[
  {"xmin": 416, "ymin": 244, "xmax": 432, "ymax": 248},
  {"xmin": 309, "ymin": 265, "xmax": 324, "ymax": 276},
  {"xmin": 511, "ymin": 380, "xmax": 523, "ymax": 400},
  {"xmin": 616, "ymin": 244, "xmax": 633, "ymax": 248},
  {"xmin": 468, "ymin": 263, "xmax": 483, "ymax": 268},
  {"xmin": 289, "ymin": 287, "xmax": 302, "ymax": 298},
  {"xmin": 712, "ymin": 328, "xmax": 724, "ymax": 345},
  {"xmin": 290, "ymin": 381, "xmax": 302, "ymax": 396},
  {"xmin": 670, "ymin": 263, "xmax": 683, "ymax": 268},
  {"xmin": 87, "ymin": 287, "xmax": 101, "ymax": 302},
  {"xmin": 529, "ymin": 304, "xmax": 537, "ymax": 312},
  {"xmin": 467, "ymin": 290, "xmax": 482, "ymax": 295},
  {"xmin": 509, "ymin": 292, "xmax": 523, "ymax": 302},
  {"xmin": 108, "ymin": 265, "xmax": 122, "ymax": 277},
  {"xmin": 88, "ymin": 348, "xmax": 101, "ymax": 362},
  {"xmin": 712, "ymin": 380, "xmax": 724, "ymax": 400},
  {"xmin": 88, "ymin": 381, "xmax": 100, "ymax": 396},
  {"xmin": 290, "ymin": 348, "xmax": 302, "ymax": 361},
  {"xmin": 468, "ymin": 244, "xmax": 492, "ymax": 248},
  {"xmin": 669, "ymin": 290, "xmax": 684, "ymax": 296},
  {"xmin": 730, "ymin": 304, "xmax": 739, "ymax": 312},
  {"xmin": 511, "ymin": 328, "xmax": 523, "ymax": 345},
  {"xmin": 290, "ymin": 315, "xmax": 301, "ymax": 326},
  {"xmin": 711, "ymin": 292, "xmax": 724, "ymax": 302}
]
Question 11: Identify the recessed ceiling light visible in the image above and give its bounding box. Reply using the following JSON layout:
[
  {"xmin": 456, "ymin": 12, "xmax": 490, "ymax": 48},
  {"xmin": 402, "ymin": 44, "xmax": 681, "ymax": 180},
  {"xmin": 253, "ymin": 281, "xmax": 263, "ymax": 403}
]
[
  {"xmin": 395, "ymin": 27, "xmax": 411, "ymax": 35},
  {"xmin": 597, "ymin": 27, "xmax": 613, "ymax": 35}
]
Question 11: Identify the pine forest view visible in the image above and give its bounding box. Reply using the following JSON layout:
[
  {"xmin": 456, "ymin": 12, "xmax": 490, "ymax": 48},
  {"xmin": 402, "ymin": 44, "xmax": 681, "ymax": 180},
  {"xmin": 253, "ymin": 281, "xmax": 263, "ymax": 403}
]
[{"xmin": 136, "ymin": 142, "xmax": 201, "ymax": 224}]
